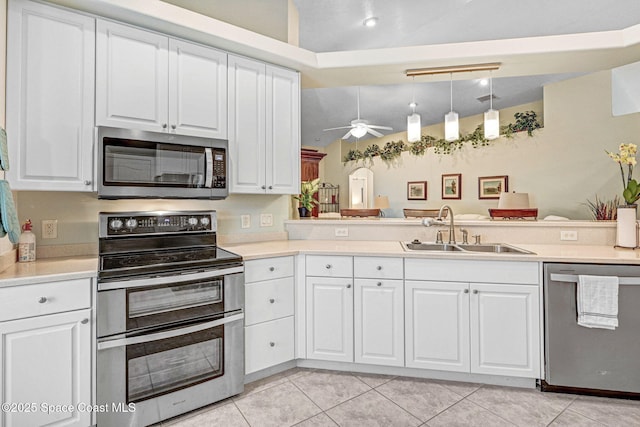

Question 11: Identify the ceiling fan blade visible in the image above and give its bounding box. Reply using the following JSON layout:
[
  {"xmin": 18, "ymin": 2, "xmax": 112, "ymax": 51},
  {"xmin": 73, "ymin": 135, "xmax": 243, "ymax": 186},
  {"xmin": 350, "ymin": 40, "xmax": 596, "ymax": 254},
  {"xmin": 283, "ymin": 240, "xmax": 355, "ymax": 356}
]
[
  {"xmin": 367, "ymin": 125, "xmax": 393, "ymax": 130},
  {"xmin": 323, "ymin": 125, "xmax": 353, "ymax": 131},
  {"xmin": 367, "ymin": 128, "xmax": 384, "ymax": 138},
  {"xmin": 341, "ymin": 130, "xmax": 353, "ymax": 140}
]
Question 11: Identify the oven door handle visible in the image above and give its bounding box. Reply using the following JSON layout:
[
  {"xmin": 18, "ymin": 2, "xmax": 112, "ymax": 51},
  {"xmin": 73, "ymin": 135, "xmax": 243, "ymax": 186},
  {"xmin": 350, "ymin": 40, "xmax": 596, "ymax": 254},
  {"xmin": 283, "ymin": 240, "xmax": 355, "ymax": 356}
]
[
  {"xmin": 97, "ymin": 312, "xmax": 244, "ymax": 351},
  {"xmin": 98, "ymin": 266, "xmax": 244, "ymax": 291}
]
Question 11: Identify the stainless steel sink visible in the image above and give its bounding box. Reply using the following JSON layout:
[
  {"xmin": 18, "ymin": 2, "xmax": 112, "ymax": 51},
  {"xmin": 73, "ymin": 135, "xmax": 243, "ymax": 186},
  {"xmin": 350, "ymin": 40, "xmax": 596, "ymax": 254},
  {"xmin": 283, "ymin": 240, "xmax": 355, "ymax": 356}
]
[
  {"xmin": 456, "ymin": 243, "xmax": 535, "ymax": 254},
  {"xmin": 402, "ymin": 242, "xmax": 463, "ymax": 251},
  {"xmin": 401, "ymin": 241, "xmax": 534, "ymax": 254}
]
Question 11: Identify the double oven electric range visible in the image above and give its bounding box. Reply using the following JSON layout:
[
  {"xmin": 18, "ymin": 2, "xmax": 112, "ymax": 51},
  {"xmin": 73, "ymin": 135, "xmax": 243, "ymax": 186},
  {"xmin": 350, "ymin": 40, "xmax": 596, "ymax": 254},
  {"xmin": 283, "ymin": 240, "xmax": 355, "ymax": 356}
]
[{"xmin": 96, "ymin": 210, "xmax": 244, "ymax": 427}]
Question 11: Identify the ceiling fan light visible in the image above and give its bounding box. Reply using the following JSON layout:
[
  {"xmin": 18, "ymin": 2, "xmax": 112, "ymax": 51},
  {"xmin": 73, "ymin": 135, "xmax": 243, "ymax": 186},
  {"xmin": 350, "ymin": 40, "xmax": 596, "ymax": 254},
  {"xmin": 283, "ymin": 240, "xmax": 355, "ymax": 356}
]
[
  {"xmin": 407, "ymin": 113, "xmax": 421, "ymax": 143},
  {"xmin": 444, "ymin": 111, "xmax": 459, "ymax": 142},
  {"xmin": 351, "ymin": 125, "xmax": 367, "ymax": 138},
  {"xmin": 484, "ymin": 109, "xmax": 500, "ymax": 140}
]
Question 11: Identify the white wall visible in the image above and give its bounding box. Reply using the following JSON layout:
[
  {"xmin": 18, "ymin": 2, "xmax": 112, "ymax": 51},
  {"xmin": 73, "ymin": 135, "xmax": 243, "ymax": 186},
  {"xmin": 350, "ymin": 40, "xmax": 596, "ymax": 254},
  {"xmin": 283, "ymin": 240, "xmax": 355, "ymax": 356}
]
[{"xmin": 321, "ymin": 71, "xmax": 640, "ymax": 220}]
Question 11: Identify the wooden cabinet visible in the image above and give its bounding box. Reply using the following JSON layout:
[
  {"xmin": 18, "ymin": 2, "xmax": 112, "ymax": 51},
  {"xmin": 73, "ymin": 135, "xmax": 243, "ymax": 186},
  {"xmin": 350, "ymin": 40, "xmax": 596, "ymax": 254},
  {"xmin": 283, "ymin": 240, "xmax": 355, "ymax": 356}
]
[
  {"xmin": 301, "ymin": 149, "xmax": 327, "ymax": 216},
  {"xmin": 404, "ymin": 259, "xmax": 541, "ymax": 378},
  {"xmin": 96, "ymin": 20, "xmax": 227, "ymax": 138},
  {"xmin": 244, "ymin": 257, "xmax": 295, "ymax": 374},
  {"xmin": 228, "ymin": 55, "xmax": 300, "ymax": 194},
  {"xmin": 0, "ymin": 278, "xmax": 93, "ymax": 427},
  {"xmin": 6, "ymin": 0, "xmax": 95, "ymax": 191}
]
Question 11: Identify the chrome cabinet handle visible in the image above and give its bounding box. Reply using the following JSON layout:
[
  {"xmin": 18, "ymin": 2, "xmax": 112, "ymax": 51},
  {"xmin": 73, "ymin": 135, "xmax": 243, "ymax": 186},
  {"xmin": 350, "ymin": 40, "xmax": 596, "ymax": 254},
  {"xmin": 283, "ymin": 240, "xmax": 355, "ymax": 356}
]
[
  {"xmin": 346, "ymin": 284, "xmax": 351, "ymax": 288},
  {"xmin": 268, "ymin": 185, "xmax": 273, "ymax": 189},
  {"xmin": 473, "ymin": 289, "xmax": 479, "ymax": 294},
  {"xmin": 269, "ymin": 267, "xmax": 275, "ymax": 272},
  {"xmin": 377, "ymin": 266, "xmax": 383, "ymax": 270},
  {"xmin": 325, "ymin": 264, "xmax": 332, "ymax": 269},
  {"xmin": 269, "ymin": 342, "xmax": 275, "ymax": 347},
  {"xmin": 38, "ymin": 297, "xmax": 47, "ymax": 304},
  {"xmin": 171, "ymin": 124, "xmax": 176, "ymax": 130},
  {"xmin": 261, "ymin": 185, "xmax": 266, "ymax": 189},
  {"xmin": 83, "ymin": 180, "xmax": 91, "ymax": 185},
  {"xmin": 269, "ymin": 298, "xmax": 275, "ymax": 304},
  {"xmin": 464, "ymin": 289, "xmax": 469, "ymax": 294},
  {"xmin": 377, "ymin": 282, "xmax": 382, "ymax": 287},
  {"xmin": 81, "ymin": 318, "xmax": 89, "ymax": 324},
  {"xmin": 162, "ymin": 123, "xmax": 167, "ymax": 129}
]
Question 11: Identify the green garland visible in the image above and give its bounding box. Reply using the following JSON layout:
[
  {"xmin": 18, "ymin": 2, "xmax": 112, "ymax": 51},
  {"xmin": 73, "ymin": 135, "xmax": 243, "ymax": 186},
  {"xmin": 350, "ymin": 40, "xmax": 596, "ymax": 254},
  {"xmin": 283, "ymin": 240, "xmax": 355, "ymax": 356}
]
[{"xmin": 343, "ymin": 110, "xmax": 541, "ymax": 164}]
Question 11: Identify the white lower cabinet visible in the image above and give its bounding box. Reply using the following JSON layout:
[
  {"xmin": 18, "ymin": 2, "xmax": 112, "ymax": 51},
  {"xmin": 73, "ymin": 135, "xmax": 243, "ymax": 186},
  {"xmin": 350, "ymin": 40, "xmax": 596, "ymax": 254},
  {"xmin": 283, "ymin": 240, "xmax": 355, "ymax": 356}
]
[
  {"xmin": 354, "ymin": 279, "xmax": 404, "ymax": 366},
  {"xmin": 305, "ymin": 276, "xmax": 353, "ymax": 362},
  {"xmin": 244, "ymin": 257, "xmax": 295, "ymax": 375},
  {"xmin": 405, "ymin": 280, "xmax": 470, "ymax": 372},
  {"xmin": 405, "ymin": 266, "xmax": 540, "ymax": 378},
  {"xmin": 0, "ymin": 309, "xmax": 92, "ymax": 427}
]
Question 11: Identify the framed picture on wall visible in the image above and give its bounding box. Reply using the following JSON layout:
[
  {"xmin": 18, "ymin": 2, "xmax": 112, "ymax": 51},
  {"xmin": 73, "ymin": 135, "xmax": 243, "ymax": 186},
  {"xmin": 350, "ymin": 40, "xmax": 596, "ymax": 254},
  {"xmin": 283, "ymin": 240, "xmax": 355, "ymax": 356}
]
[
  {"xmin": 442, "ymin": 174, "xmax": 461, "ymax": 199},
  {"xmin": 407, "ymin": 181, "xmax": 427, "ymax": 200},
  {"xmin": 478, "ymin": 175, "xmax": 508, "ymax": 199}
]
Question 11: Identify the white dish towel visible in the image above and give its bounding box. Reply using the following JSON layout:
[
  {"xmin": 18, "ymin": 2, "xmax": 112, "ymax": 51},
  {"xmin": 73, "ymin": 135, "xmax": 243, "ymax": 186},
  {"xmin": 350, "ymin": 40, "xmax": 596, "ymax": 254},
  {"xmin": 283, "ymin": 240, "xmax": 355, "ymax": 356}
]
[{"xmin": 577, "ymin": 274, "xmax": 619, "ymax": 330}]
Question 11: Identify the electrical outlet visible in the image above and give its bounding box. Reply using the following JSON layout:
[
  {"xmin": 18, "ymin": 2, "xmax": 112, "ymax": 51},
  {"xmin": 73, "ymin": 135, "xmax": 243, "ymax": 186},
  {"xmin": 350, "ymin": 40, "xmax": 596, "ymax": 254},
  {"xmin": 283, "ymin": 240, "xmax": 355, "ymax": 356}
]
[
  {"xmin": 560, "ymin": 230, "xmax": 578, "ymax": 241},
  {"xmin": 335, "ymin": 227, "xmax": 349, "ymax": 237},
  {"xmin": 42, "ymin": 220, "xmax": 58, "ymax": 239},
  {"xmin": 260, "ymin": 213, "xmax": 273, "ymax": 227},
  {"xmin": 241, "ymin": 215, "xmax": 251, "ymax": 229}
]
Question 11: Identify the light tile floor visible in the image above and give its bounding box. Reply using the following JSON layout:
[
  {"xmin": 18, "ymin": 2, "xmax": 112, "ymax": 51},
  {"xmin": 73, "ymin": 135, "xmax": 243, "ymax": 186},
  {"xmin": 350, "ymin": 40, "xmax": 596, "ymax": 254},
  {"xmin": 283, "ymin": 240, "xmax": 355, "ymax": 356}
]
[{"xmin": 161, "ymin": 368, "xmax": 640, "ymax": 427}]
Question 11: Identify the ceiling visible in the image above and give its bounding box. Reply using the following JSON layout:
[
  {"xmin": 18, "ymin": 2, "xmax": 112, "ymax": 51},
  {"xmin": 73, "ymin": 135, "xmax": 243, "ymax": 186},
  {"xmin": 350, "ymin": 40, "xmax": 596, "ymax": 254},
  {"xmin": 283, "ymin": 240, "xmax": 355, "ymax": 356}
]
[{"xmin": 292, "ymin": 0, "xmax": 640, "ymax": 146}]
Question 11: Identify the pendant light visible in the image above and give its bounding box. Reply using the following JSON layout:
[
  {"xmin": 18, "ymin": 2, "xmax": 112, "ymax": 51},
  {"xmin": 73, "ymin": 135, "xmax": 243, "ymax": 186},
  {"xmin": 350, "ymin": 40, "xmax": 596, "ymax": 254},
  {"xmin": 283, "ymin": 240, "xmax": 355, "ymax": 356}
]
[
  {"xmin": 444, "ymin": 73, "xmax": 459, "ymax": 141},
  {"xmin": 407, "ymin": 77, "xmax": 421, "ymax": 143},
  {"xmin": 484, "ymin": 72, "xmax": 500, "ymax": 140}
]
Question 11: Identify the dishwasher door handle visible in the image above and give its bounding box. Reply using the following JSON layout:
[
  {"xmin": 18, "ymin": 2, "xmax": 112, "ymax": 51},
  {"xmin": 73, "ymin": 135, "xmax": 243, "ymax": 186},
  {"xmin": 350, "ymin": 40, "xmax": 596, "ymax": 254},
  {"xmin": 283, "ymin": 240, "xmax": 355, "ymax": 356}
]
[{"xmin": 550, "ymin": 273, "xmax": 640, "ymax": 286}]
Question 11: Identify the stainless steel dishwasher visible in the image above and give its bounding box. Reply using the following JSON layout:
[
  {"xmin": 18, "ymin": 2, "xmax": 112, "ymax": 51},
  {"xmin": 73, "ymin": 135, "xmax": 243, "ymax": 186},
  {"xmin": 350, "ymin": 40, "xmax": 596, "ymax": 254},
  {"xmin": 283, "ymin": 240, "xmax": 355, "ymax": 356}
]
[{"xmin": 543, "ymin": 263, "xmax": 640, "ymax": 398}]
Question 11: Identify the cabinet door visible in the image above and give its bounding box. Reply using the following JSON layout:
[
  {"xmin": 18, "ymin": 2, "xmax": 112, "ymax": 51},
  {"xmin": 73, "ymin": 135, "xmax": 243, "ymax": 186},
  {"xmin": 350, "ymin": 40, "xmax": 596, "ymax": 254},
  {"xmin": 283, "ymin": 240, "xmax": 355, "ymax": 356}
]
[
  {"xmin": 265, "ymin": 65, "xmax": 300, "ymax": 194},
  {"xmin": 168, "ymin": 39, "xmax": 227, "ymax": 138},
  {"xmin": 6, "ymin": 0, "xmax": 95, "ymax": 191},
  {"xmin": 306, "ymin": 276, "xmax": 353, "ymax": 362},
  {"xmin": 228, "ymin": 55, "xmax": 266, "ymax": 193},
  {"xmin": 96, "ymin": 20, "xmax": 169, "ymax": 132},
  {"xmin": 470, "ymin": 283, "xmax": 541, "ymax": 378},
  {"xmin": 0, "ymin": 309, "xmax": 91, "ymax": 427},
  {"xmin": 354, "ymin": 279, "xmax": 404, "ymax": 366},
  {"xmin": 405, "ymin": 280, "xmax": 470, "ymax": 372}
]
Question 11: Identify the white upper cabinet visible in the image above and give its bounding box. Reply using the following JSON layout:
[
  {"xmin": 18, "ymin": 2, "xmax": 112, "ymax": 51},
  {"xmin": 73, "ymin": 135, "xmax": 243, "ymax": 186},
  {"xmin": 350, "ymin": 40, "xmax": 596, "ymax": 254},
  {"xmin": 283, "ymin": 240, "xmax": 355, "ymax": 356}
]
[
  {"xmin": 96, "ymin": 20, "xmax": 227, "ymax": 138},
  {"xmin": 6, "ymin": 0, "xmax": 95, "ymax": 191},
  {"xmin": 228, "ymin": 55, "xmax": 300, "ymax": 194}
]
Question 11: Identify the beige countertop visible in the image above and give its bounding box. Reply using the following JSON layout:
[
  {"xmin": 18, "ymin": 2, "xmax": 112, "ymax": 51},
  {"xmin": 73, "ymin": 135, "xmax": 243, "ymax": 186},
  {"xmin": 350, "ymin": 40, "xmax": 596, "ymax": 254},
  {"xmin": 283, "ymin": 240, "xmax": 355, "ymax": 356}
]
[
  {"xmin": 2, "ymin": 241, "xmax": 640, "ymax": 287},
  {"xmin": 0, "ymin": 256, "xmax": 98, "ymax": 288},
  {"xmin": 222, "ymin": 240, "xmax": 640, "ymax": 264}
]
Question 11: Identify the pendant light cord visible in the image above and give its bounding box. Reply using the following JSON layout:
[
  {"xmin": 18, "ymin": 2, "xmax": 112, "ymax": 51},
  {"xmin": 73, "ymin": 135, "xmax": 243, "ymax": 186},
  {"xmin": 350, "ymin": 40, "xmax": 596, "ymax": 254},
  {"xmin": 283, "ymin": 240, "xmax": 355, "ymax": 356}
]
[
  {"xmin": 411, "ymin": 77, "xmax": 416, "ymax": 113},
  {"xmin": 489, "ymin": 72, "xmax": 493, "ymax": 110},
  {"xmin": 449, "ymin": 73, "xmax": 453, "ymax": 111}
]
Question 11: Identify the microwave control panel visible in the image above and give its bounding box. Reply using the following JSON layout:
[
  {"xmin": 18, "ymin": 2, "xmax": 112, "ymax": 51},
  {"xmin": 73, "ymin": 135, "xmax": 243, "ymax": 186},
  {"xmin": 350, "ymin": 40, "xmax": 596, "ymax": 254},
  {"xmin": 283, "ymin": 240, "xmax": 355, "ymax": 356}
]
[{"xmin": 212, "ymin": 148, "xmax": 226, "ymax": 188}]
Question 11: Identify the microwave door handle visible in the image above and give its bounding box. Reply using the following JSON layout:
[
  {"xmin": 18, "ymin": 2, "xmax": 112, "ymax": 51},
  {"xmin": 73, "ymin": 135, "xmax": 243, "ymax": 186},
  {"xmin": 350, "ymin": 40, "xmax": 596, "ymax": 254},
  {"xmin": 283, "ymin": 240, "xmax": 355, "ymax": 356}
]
[
  {"xmin": 97, "ymin": 312, "xmax": 244, "ymax": 350},
  {"xmin": 205, "ymin": 148, "xmax": 214, "ymax": 188}
]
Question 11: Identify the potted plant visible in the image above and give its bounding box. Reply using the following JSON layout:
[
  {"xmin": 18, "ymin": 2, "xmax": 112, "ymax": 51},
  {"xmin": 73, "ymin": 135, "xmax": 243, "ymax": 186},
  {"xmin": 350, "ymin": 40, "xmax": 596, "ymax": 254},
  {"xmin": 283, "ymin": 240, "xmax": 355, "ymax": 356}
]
[
  {"xmin": 294, "ymin": 178, "xmax": 320, "ymax": 218},
  {"xmin": 607, "ymin": 143, "xmax": 640, "ymax": 248}
]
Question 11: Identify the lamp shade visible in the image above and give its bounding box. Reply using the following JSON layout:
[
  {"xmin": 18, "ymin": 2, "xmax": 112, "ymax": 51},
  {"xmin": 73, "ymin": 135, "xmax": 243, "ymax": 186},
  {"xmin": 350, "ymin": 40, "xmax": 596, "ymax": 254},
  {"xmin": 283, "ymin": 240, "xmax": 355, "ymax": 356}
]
[
  {"xmin": 351, "ymin": 125, "xmax": 367, "ymax": 139},
  {"xmin": 407, "ymin": 113, "xmax": 421, "ymax": 143},
  {"xmin": 374, "ymin": 195, "xmax": 390, "ymax": 209},
  {"xmin": 484, "ymin": 109, "xmax": 500, "ymax": 140},
  {"xmin": 498, "ymin": 192, "xmax": 530, "ymax": 209},
  {"xmin": 444, "ymin": 111, "xmax": 459, "ymax": 141}
]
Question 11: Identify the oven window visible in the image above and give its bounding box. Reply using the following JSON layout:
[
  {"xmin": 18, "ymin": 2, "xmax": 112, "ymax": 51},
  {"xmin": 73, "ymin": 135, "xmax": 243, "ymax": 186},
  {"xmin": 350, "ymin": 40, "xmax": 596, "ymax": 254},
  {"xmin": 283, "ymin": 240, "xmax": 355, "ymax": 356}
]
[
  {"xmin": 103, "ymin": 138, "xmax": 207, "ymax": 188},
  {"xmin": 127, "ymin": 326, "xmax": 223, "ymax": 403},
  {"xmin": 127, "ymin": 279, "xmax": 224, "ymax": 331}
]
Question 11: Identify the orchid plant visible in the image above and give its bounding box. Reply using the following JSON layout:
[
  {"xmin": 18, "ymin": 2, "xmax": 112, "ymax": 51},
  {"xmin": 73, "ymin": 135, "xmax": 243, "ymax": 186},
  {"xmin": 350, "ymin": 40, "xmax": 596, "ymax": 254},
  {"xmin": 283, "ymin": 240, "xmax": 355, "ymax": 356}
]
[{"xmin": 607, "ymin": 143, "xmax": 640, "ymax": 205}]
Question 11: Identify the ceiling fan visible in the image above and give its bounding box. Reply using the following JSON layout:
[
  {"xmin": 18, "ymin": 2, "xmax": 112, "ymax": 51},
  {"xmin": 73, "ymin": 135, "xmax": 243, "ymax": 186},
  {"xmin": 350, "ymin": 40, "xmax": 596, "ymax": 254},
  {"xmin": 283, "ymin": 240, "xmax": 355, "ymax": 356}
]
[{"xmin": 323, "ymin": 87, "xmax": 393, "ymax": 140}]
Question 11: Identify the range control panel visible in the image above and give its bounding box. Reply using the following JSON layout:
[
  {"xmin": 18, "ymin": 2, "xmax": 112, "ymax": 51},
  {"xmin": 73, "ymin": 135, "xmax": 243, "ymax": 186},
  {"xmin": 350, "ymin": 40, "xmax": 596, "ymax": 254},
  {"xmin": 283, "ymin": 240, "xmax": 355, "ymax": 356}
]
[{"xmin": 99, "ymin": 211, "xmax": 216, "ymax": 237}]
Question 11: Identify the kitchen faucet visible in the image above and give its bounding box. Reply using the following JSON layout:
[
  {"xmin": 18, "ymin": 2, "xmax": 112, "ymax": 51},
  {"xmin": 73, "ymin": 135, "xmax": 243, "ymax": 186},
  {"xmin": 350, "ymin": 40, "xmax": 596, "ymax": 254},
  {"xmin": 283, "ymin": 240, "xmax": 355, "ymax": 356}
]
[{"xmin": 421, "ymin": 204, "xmax": 456, "ymax": 244}]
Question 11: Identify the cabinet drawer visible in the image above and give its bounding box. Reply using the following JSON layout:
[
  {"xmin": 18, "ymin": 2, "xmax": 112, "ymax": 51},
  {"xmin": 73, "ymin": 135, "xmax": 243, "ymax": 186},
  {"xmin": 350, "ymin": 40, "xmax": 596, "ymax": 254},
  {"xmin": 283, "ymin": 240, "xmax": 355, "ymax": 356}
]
[
  {"xmin": 245, "ymin": 277, "xmax": 294, "ymax": 326},
  {"xmin": 306, "ymin": 255, "xmax": 353, "ymax": 277},
  {"xmin": 354, "ymin": 256, "xmax": 403, "ymax": 279},
  {"xmin": 0, "ymin": 278, "xmax": 92, "ymax": 322},
  {"xmin": 245, "ymin": 316, "xmax": 294, "ymax": 374},
  {"xmin": 245, "ymin": 256, "xmax": 294, "ymax": 283},
  {"xmin": 404, "ymin": 259, "xmax": 539, "ymax": 285}
]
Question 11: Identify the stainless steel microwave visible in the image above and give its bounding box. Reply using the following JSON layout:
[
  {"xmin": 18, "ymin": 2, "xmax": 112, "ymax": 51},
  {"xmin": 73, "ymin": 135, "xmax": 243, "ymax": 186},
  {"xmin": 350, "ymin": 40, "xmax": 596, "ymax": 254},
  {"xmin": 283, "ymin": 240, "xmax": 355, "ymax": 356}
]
[{"xmin": 98, "ymin": 127, "xmax": 228, "ymax": 199}]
